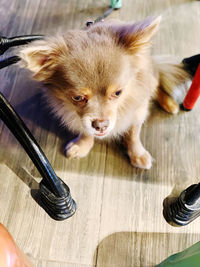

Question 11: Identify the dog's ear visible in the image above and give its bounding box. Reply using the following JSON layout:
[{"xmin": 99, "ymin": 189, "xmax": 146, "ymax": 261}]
[
  {"xmin": 19, "ymin": 38, "xmax": 65, "ymax": 81},
  {"xmin": 110, "ymin": 16, "xmax": 161, "ymax": 53}
]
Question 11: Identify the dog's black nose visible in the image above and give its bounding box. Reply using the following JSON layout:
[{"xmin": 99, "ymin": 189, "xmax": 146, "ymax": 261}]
[{"xmin": 92, "ymin": 119, "xmax": 109, "ymax": 132}]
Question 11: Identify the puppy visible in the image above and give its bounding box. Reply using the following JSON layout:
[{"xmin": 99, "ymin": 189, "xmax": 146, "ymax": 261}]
[{"xmin": 19, "ymin": 17, "xmax": 191, "ymax": 169}]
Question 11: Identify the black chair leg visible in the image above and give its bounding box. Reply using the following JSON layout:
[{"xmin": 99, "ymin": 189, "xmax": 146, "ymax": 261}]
[
  {"xmin": 0, "ymin": 92, "xmax": 76, "ymax": 221},
  {"xmin": 163, "ymin": 183, "xmax": 200, "ymax": 226}
]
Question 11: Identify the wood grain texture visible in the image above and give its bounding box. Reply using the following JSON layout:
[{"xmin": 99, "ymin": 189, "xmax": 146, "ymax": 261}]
[
  {"xmin": 32, "ymin": 260, "xmax": 94, "ymax": 267},
  {"xmin": 0, "ymin": 0, "xmax": 200, "ymax": 266}
]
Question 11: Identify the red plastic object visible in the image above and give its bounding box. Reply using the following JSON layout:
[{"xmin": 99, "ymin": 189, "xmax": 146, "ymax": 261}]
[
  {"xmin": 0, "ymin": 223, "xmax": 34, "ymax": 267},
  {"xmin": 183, "ymin": 64, "xmax": 200, "ymax": 110}
]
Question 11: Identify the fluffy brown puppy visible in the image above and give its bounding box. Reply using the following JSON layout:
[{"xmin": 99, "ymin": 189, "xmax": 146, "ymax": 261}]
[{"xmin": 19, "ymin": 17, "xmax": 190, "ymax": 169}]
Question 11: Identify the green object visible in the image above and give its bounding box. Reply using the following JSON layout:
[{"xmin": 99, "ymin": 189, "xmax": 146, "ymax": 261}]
[
  {"xmin": 156, "ymin": 241, "xmax": 200, "ymax": 267},
  {"xmin": 110, "ymin": 0, "xmax": 122, "ymax": 9}
]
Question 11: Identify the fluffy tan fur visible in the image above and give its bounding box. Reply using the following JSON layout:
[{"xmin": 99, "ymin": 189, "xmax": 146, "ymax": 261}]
[{"xmin": 19, "ymin": 17, "xmax": 191, "ymax": 169}]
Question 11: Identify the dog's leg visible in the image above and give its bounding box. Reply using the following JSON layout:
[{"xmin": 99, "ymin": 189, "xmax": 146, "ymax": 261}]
[
  {"xmin": 124, "ymin": 124, "xmax": 152, "ymax": 169},
  {"xmin": 65, "ymin": 134, "xmax": 94, "ymax": 158},
  {"xmin": 157, "ymin": 88, "xmax": 179, "ymax": 114}
]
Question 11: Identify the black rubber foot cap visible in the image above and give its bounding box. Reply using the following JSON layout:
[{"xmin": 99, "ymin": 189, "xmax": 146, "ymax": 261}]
[
  {"xmin": 32, "ymin": 178, "xmax": 76, "ymax": 221},
  {"xmin": 180, "ymin": 103, "xmax": 191, "ymax": 111},
  {"xmin": 163, "ymin": 185, "xmax": 200, "ymax": 226}
]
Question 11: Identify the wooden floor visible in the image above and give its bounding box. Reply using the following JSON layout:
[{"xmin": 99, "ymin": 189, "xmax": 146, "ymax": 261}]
[{"xmin": 0, "ymin": 0, "xmax": 200, "ymax": 266}]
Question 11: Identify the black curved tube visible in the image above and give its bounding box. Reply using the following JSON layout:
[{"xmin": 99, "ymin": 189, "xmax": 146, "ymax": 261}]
[
  {"xmin": 0, "ymin": 56, "xmax": 20, "ymax": 69},
  {"xmin": 182, "ymin": 54, "xmax": 200, "ymax": 77},
  {"xmin": 0, "ymin": 34, "xmax": 76, "ymax": 220},
  {"xmin": 0, "ymin": 92, "xmax": 65, "ymax": 198},
  {"xmin": 0, "ymin": 35, "xmax": 44, "ymax": 69},
  {"xmin": 0, "ymin": 35, "xmax": 44, "ymax": 55}
]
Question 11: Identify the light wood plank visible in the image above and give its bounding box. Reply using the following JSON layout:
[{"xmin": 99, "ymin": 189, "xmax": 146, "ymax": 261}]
[
  {"xmin": 96, "ymin": 232, "xmax": 200, "ymax": 267},
  {"xmin": 32, "ymin": 259, "xmax": 94, "ymax": 267}
]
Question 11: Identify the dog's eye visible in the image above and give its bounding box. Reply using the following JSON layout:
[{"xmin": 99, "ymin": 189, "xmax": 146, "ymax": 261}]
[
  {"xmin": 112, "ymin": 90, "xmax": 122, "ymax": 98},
  {"xmin": 72, "ymin": 95, "xmax": 85, "ymax": 102},
  {"xmin": 115, "ymin": 90, "xmax": 122, "ymax": 96}
]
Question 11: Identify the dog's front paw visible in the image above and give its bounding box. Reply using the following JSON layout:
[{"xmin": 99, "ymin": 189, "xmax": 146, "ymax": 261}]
[
  {"xmin": 129, "ymin": 150, "xmax": 153, "ymax": 170},
  {"xmin": 65, "ymin": 141, "xmax": 90, "ymax": 158},
  {"xmin": 65, "ymin": 142, "xmax": 86, "ymax": 158},
  {"xmin": 64, "ymin": 135, "xmax": 94, "ymax": 159}
]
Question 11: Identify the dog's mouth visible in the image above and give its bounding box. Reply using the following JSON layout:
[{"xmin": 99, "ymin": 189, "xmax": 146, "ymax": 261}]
[
  {"xmin": 94, "ymin": 132, "xmax": 106, "ymax": 137},
  {"xmin": 94, "ymin": 128, "xmax": 111, "ymax": 138},
  {"xmin": 94, "ymin": 126, "xmax": 111, "ymax": 137},
  {"xmin": 82, "ymin": 116, "xmax": 115, "ymax": 138}
]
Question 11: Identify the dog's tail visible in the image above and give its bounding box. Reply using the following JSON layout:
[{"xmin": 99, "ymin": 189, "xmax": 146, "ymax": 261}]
[{"xmin": 153, "ymin": 56, "xmax": 192, "ymax": 114}]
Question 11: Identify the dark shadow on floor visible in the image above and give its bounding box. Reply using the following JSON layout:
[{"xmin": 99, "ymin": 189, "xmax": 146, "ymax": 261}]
[{"xmin": 14, "ymin": 92, "xmax": 76, "ymax": 143}]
